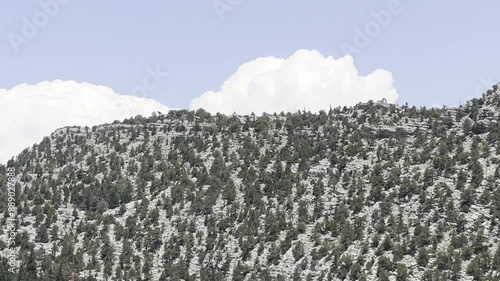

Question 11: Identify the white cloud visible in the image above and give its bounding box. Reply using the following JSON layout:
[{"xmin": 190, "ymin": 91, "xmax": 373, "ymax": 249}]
[
  {"xmin": 0, "ymin": 80, "xmax": 171, "ymax": 164},
  {"xmin": 189, "ymin": 49, "xmax": 398, "ymax": 114}
]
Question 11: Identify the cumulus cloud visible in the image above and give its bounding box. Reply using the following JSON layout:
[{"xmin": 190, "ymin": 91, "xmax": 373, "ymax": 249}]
[
  {"xmin": 189, "ymin": 49, "xmax": 398, "ymax": 114},
  {"xmin": 0, "ymin": 80, "xmax": 171, "ymax": 164}
]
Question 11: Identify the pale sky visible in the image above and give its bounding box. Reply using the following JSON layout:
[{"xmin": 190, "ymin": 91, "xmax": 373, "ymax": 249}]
[{"xmin": 2, "ymin": 1, "xmax": 500, "ymax": 107}]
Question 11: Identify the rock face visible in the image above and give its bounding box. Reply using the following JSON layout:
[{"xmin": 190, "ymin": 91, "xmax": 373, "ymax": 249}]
[
  {"xmin": 1, "ymin": 87, "xmax": 500, "ymax": 281},
  {"xmin": 374, "ymin": 127, "xmax": 412, "ymax": 139}
]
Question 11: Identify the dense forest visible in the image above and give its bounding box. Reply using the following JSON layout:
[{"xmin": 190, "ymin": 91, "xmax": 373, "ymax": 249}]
[{"xmin": 1, "ymin": 85, "xmax": 500, "ymax": 280}]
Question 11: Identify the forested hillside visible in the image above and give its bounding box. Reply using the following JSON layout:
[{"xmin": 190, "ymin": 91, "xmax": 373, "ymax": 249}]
[{"xmin": 1, "ymin": 85, "xmax": 500, "ymax": 281}]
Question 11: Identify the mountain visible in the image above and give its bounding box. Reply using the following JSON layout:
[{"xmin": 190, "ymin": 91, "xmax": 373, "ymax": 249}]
[{"xmin": 1, "ymin": 85, "xmax": 500, "ymax": 281}]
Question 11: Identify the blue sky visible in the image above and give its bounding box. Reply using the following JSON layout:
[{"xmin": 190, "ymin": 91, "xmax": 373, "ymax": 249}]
[{"xmin": 1, "ymin": 0, "xmax": 499, "ymax": 108}]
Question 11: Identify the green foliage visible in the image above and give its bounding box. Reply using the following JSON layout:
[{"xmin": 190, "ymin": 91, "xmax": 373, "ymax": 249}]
[{"xmin": 4, "ymin": 92, "xmax": 500, "ymax": 279}]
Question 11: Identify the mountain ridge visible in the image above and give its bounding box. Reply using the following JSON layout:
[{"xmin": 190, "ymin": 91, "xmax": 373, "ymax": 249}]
[{"xmin": 1, "ymin": 84, "xmax": 500, "ymax": 280}]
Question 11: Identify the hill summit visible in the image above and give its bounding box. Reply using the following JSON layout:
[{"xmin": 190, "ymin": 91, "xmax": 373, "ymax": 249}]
[{"xmin": 1, "ymin": 85, "xmax": 500, "ymax": 280}]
